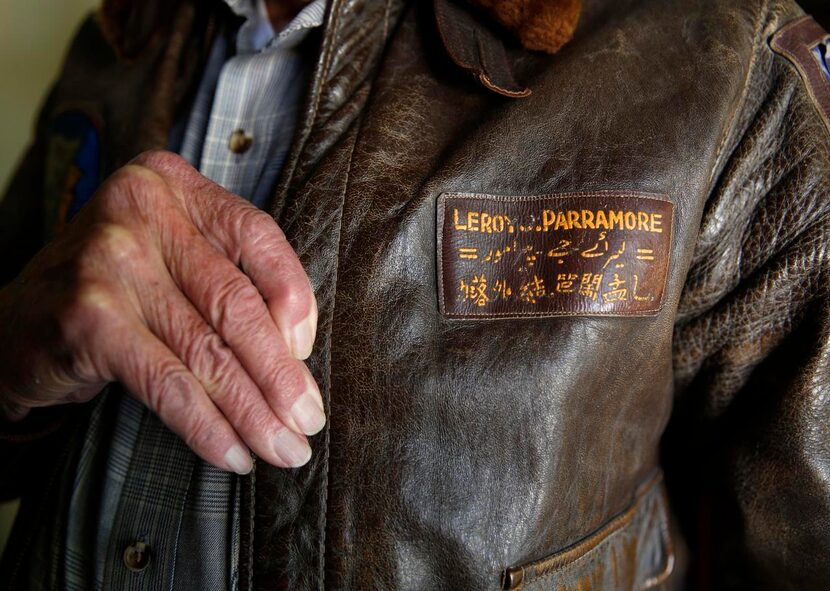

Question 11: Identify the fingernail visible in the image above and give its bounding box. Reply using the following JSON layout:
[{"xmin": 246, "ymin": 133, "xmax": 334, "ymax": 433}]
[
  {"xmin": 291, "ymin": 302, "xmax": 317, "ymax": 360},
  {"xmin": 224, "ymin": 444, "xmax": 253, "ymax": 475},
  {"xmin": 274, "ymin": 429, "xmax": 312, "ymax": 467},
  {"xmin": 291, "ymin": 392, "xmax": 326, "ymax": 436}
]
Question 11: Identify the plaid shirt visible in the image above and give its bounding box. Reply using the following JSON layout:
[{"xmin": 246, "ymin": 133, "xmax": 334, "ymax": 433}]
[{"xmin": 57, "ymin": 2, "xmax": 326, "ymax": 589}]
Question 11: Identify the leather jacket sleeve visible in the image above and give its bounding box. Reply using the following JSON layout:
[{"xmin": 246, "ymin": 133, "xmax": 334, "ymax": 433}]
[
  {"xmin": 0, "ymin": 86, "xmax": 66, "ymax": 501},
  {"xmin": 0, "ymin": 89, "xmax": 53, "ymax": 286},
  {"xmin": 668, "ymin": 15, "xmax": 830, "ymax": 586}
]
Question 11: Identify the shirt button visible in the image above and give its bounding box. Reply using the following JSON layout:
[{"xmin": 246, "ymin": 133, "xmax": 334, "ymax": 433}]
[
  {"xmin": 228, "ymin": 129, "xmax": 253, "ymax": 154},
  {"xmin": 123, "ymin": 541, "xmax": 151, "ymax": 572}
]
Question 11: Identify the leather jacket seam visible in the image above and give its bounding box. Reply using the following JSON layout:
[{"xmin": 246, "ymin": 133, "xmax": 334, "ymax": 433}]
[
  {"xmin": 770, "ymin": 16, "xmax": 830, "ymax": 136},
  {"xmin": 315, "ymin": 7, "xmax": 394, "ymax": 585},
  {"xmin": 251, "ymin": 0, "xmax": 343, "ymax": 585},
  {"xmin": 641, "ymin": 487, "xmax": 675, "ymax": 589},
  {"xmin": 245, "ymin": 458, "xmax": 255, "ymax": 591},
  {"xmin": 268, "ymin": 0, "xmax": 343, "ymax": 218},
  {"xmin": 308, "ymin": 0, "xmax": 342, "ymax": 142},
  {"xmin": 503, "ymin": 471, "xmax": 669, "ymax": 589},
  {"xmin": 706, "ymin": 0, "xmax": 773, "ymax": 190},
  {"xmin": 317, "ymin": 117, "xmax": 358, "ymax": 591},
  {"xmin": 315, "ymin": 4, "xmax": 347, "ymax": 586},
  {"xmin": 318, "ymin": 76, "xmax": 382, "ymax": 591}
]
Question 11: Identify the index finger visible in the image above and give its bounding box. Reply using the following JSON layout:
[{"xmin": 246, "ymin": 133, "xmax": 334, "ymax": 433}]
[{"xmin": 131, "ymin": 151, "xmax": 317, "ymax": 359}]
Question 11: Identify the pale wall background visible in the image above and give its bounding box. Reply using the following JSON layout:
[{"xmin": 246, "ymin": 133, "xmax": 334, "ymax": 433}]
[
  {"xmin": 0, "ymin": 0, "xmax": 99, "ymax": 557},
  {"xmin": 0, "ymin": 0, "xmax": 98, "ymax": 187}
]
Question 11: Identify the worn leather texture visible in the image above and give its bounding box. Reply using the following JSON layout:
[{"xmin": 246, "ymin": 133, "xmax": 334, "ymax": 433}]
[{"xmin": 1, "ymin": 0, "xmax": 830, "ymax": 589}]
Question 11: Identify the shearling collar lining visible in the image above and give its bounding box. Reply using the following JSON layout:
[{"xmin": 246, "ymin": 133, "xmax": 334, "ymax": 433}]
[
  {"xmin": 99, "ymin": 0, "xmax": 582, "ymax": 59},
  {"xmin": 465, "ymin": 0, "xmax": 582, "ymax": 54}
]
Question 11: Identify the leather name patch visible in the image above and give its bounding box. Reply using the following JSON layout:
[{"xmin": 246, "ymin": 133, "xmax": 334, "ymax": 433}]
[
  {"xmin": 771, "ymin": 16, "xmax": 830, "ymax": 132},
  {"xmin": 437, "ymin": 192, "xmax": 674, "ymax": 319}
]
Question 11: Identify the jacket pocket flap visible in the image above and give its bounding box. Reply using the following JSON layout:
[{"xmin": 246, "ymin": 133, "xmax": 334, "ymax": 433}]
[{"xmin": 501, "ymin": 472, "xmax": 674, "ymax": 590}]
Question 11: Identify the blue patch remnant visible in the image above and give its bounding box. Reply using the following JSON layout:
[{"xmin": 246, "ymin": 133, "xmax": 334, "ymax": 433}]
[
  {"xmin": 813, "ymin": 37, "xmax": 830, "ymax": 83},
  {"xmin": 51, "ymin": 111, "xmax": 101, "ymax": 222}
]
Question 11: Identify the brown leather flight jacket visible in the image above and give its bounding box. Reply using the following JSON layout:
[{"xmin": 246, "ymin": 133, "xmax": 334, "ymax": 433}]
[{"xmin": 2, "ymin": 0, "xmax": 830, "ymax": 589}]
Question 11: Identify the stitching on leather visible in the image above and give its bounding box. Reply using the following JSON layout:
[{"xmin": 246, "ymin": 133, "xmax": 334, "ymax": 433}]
[
  {"xmin": 246, "ymin": 457, "xmax": 255, "ymax": 591},
  {"xmin": 441, "ymin": 190, "xmax": 671, "ymax": 203},
  {"xmin": 309, "ymin": 0, "xmax": 340, "ymax": 145},
  {"xmin": 532, "ymin": 522, "xmax": 632, "ymax": 584},
  {"xmin": 520, "ymin": 472, "xmax": 665, "ymax": 586},
  {"xmin": 437, "ymin": 195, "xmax": 447, "ymax": 313},
  {"xmin": 478, "ymin": 73, "xmax": 532, "ymax": 97},
  {"xmin": 252, "ymin": 0, "xmax": 345, "ymax": 582},
  {"xmin": 443, "ymin": 309, "xmax": 664, "ymax": 319},
  {"xmin": 315, "ymin": 4, "xmax": 346, "ymax": 586},
  {"xmin": 707, "ymin": 0, "xmax": 772, "ymax": 189},
  {"xmin": 771, "ymin": 18, "xmax": 830, "ymax": 133},
  {"xmin": 267, "ymin": 0, "xmax": 348, "ymax": 586},
  {"xmin": 318, "ymin": 109, "xmax": 369, "ymax": 591},
  {"xmin": 641, "ymin": 488, "xmax": 675, "ymax": 589},
  {"xmin": 519, "ymin": 472, "xmax": 661, "ymax": 578},
  {"xmin": 318, "ymin": 3, "xmax": 390, "ymax": 583},
  {"xmin": 269, "ymin": 0, "xmax": 343, "ymax": 220}
]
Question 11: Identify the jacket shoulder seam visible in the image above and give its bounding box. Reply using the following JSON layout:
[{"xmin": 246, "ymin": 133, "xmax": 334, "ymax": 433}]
[{"xmin": 706, "ymin": 0, "xmax": 774, "ymax": 189}]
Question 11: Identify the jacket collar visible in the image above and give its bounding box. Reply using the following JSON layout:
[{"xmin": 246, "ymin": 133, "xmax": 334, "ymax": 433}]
[{"xmin": 99, "ymin": 0, "xmax": 582, "ymax": 60}]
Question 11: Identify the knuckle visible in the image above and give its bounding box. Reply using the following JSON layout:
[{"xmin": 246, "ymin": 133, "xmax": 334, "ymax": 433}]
[
  {"xmin": 231, "ymin": 208, "xmax": 279, "ymax": 250},
  {"xmin": 208, "ymin": 276, "xmax": 266, "ymax": 335},
  {"xmin": 86, "ymin": 223, "xmax": 142, "ymax": 264},
  {"xmin": 60, "ymin": 282, "xmax": 117, "ymax": 339},
  {"xmin": 54, "ymin": 283, "xmax": 119, "ymax": 382},
  {"xmin": 186, "ymin": 330, "xmax": 237, "ymax": 392},
  {"xmin": 207, "ymin": 376, "xmax": 248, "ymax": 412},
  {"xmin": 242, "ymin": 209, "xmax": 281, "ymax": 239},
  {"xmin": 232, "ymin": 404, "xmax": 277, "ymax": 450},
  {"xmin": 104, "ymin": 162, "xmax": 163, "ymax": 194},
  {"xmin": 241, "ymin": 211, "xmax": 290, "ymax": 256},
  {"xmin": 181, "ymin": 414, "xmax": 218, "ymax": 456},
  {"xmin": 71, "ymin": 223, "xmax": 145, "ymax": 288},
  {"xmin": 96, "ymin": 164, "xmax": 167, "ymax": 217},
  {"xmin": 130, "ymin": 149, "xmax": 189, "ymax": 175},
  {"xmin": 147, "ymin": 364, "xmax": 197, "ymax": 419},
  {"xmin": 271, "ymin": 274, "xmax": 311, "ymax": 314},
  {"xmin": 267, "ymin": 359, "xmax": 305, "ymax": 404},
  {"xmin": 73, "ymin": 282, "xmax": 115, "ymax": 314}
]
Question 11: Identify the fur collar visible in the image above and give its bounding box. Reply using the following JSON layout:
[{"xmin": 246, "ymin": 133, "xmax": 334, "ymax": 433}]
[
  {"xmin": 466, "ymin": 0, "xmax": 581, "ymax": 54},
  {"xmin": 99, "ymin": 0, "xmax": 581, "ymax": 59}
]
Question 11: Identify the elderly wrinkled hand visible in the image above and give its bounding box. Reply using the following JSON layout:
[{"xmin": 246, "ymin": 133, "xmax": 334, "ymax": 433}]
[{"xmin": 0, "ymin": 150, "xmax": 323, "ymax": 473}]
